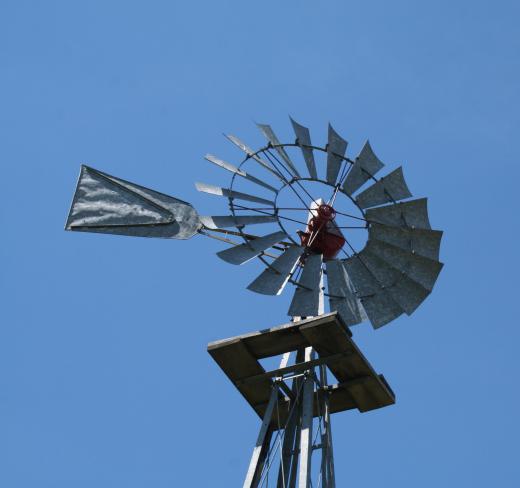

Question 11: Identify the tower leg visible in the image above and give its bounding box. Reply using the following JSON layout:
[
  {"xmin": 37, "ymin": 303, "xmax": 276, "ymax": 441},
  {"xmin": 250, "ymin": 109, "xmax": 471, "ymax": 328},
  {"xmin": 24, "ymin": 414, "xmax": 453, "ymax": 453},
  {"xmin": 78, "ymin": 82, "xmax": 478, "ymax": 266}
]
[
  {"xmin": 298, "ymin": 347, "xmax": 315, "ymax": 488},
  {"xmin": 243, "ymin": 385, "xmax": 279, "ymax": 488}
]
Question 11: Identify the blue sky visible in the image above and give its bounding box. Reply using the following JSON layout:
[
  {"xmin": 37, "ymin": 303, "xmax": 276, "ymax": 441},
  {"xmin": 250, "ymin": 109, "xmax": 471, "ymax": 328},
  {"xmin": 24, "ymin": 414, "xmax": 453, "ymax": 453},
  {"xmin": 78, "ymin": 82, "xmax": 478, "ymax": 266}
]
[{"xmin": 1, "ymin": 1, "xmax": 519, "ymax": 486}]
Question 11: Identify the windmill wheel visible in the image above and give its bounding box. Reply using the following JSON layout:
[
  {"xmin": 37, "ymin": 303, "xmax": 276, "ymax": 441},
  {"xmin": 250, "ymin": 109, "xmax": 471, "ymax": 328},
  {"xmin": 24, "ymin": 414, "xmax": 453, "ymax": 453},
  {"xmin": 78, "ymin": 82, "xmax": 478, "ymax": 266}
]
[{"xmin": 197, "ymin": 119, "xmax": 444, "ymax": 328}]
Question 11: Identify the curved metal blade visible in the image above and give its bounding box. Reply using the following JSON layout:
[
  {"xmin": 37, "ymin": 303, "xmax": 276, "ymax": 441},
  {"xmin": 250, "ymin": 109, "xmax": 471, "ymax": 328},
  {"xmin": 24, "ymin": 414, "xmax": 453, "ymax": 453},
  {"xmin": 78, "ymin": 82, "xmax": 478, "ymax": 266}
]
[
  {"xmin": 357, "ymin": 249, "xmax": 430, "ymax": 315},
  {"xmin": 326, "ymin": 259, "xmax": 366, "ymax": 326},
  {"xmin": 369, "ymin": 223, "xmax": 443, "ymax": 260},
  {"xmin": 326, "ymin": 124, "xmax": 347, "ymax": 185},
  {"xmin": 356, "ymin": 167, "xmax": 412, "ymax": 209},
  {"xmin": 342, "ymin": 141, "xmax": 384, "ymax": 195},
  {"xmin": 256, "ymin": 123, "xmax": 300, "ymax": 177},
  {"xmin": 65, "ymin": 165, "xmax": 201, "ymax": 239},
  {"xmin": 247, "ymin": 245, "xmax": 305, "ymax": 295},
  {"xmin": 288, "ymin": 253, "xmax": 323, "ymax": 317},
  {"xmin": 216, "ymin": 231, "xmax": 288, "ymax": 265},
  {"xmin": 343, "ymin": 254, "xmax": 404, "ymax": 328},
  {"xmin": 365, "ymin": 198, "xmax": 431, "ymax": 229},
  {"xmin": 200, "ymin": 215, "xmax": 278, "ymax": 229},
  {"xmin": 366, "ymin": 239, "xmax": 443, "ymax": 291},
  {"xmin": 195, "ymin": 182, "xmax": 274, "ymax": 206},
  {"xmin": 225, "ymin": 134, "xmax": 284, "ymax": 182},
  {"xmin": 204, "ymin": 154, "xmax": 277, "ymax": 193},
  {"xmin": 290, "ymin": 117, "xmax": 317, "ymax": 179}
]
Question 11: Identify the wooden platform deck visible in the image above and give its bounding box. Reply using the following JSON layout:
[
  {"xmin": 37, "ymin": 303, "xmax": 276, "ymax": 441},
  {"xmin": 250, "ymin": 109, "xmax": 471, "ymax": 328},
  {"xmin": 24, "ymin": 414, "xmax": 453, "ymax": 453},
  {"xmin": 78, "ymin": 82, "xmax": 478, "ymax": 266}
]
[{"xmin": 208, "ymin": 312, "xmax": 395, "ymax": 425}]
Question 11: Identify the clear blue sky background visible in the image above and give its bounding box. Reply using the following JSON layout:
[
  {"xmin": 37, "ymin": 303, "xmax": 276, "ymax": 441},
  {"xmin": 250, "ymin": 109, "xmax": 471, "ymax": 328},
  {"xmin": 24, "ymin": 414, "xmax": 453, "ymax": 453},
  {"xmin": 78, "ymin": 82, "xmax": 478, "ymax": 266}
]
[{"xmin": 1, "ymin": 1, "xmax": 519, "ymax": 486}]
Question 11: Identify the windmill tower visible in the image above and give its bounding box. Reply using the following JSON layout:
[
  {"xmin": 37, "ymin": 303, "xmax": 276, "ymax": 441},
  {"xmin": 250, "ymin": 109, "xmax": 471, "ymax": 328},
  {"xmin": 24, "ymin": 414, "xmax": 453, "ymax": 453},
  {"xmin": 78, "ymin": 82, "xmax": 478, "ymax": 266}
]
[{"xmin": 65, "ymin": 119, "xmax": 443, "ymax": 486}]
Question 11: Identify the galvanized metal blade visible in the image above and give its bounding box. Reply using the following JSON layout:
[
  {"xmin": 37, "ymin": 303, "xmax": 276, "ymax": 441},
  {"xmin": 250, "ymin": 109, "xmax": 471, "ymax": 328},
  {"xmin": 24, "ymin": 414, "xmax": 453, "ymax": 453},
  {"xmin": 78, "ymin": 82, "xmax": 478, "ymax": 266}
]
[
  {"xmin": 225, "ymin": 134, "xmax": 285, "ymax": 182},
  {"xmin": 288, "ymin": 253, "xmax": 323, "ymax": 317},
  {"xmin": 342, "ymin": 141, "xmax": 384, "ymax": 195},
  {"xmin": 326, "ymin": 259, "xmax": 366, "ymax": 326},
  {"xmin": 366, "ymin": 239, "xmax": 443, "ymax": 291},
  {"xmin": 200, "ymin": 215, "xmax": 278, "ymax": 229},
  {"xmin": 205, "ymin": 154, "xmax": 277, "ymax": 193},
  {"xmin": 256, "ymin": 123, "xmax": 300, "ymax": 177},
  {"xmin": 247, "ymin": 245, "xmax": 305, "ymax": 295},
  {"xmin": 369, "ymin": 223, "xmax": 443, "ymax": 260},
  {"xmin": 356, "ymin": 167, "xmax": 412, "ymax": 209},
  {"xmin": 290, "ymin": 117, "xmax": 317, "ymax": 179},
  {"xmin": 343, "ymin": 254, "xmax": 404, "ymax": 328},
  {"xmin": 326, "ymin": 124, "xmax": 347, "ymax": 185},
  {"xmin": 195, "ymin": 182, "xmax": 274, "ymax": 206},
  {"xmin": 365, "ymin": 198, "xmax": 431, "ymax": 229},
  {"xmin": 65, "ymin": 165, "xmax": 201, "ymax": 239},
  {"xmin": 216, "ymin": 231, "xmax": 288, "ymax": 265},
  {"xmin": 357, "ymin": 249, "xmax": 430, "ymax": 315}
]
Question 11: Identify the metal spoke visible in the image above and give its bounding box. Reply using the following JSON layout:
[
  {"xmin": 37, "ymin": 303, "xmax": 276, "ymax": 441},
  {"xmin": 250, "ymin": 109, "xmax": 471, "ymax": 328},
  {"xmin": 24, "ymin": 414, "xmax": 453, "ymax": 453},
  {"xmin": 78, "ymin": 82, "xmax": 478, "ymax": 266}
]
[
  {"xmin": 265, "ymin": 149, "xmax": 321, "ymax": 209},
  {"xmin": 262, "ymin": 150, "xmax": 315, "ymax": 212},
  {"xmin": 333, "ymin": 209, "xmax": 368, "ymax": 222},
  {"xmin": 334, "ymin": 225, "xmax": 367, "ymax": 229},
  {"xmin": 232, "ymin": 204, "xmax": 309, "ymax": 226}
]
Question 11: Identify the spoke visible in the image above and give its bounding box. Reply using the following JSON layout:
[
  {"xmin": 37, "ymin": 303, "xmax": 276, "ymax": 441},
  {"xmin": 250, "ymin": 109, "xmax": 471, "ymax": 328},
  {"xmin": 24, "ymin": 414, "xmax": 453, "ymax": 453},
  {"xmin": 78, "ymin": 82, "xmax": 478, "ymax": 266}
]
[
  {"xmin": 337, "ymin": 157, "xmax": 353, "ymax": 187},
  {"xmin": 265, "ymin": 149, "xmax": 321, "ymax": 209},
  {"xmin": 340, "ymin": 247, "xmax": 352, "ymax": 259},
  {"xmin": 263, "ymin": 150, "xmax": 313, "ymax": 211},
  {"xmin": 333, "ymin": 209, "xmax": 368, "ymax": 222},
  {"xmin": 232, "ymin": 204, "xmax": 309, "ymax": 226},
  {"xmin": 334, "ymin": 225, "xmax": 367, "ymax": 229},
  {"xmin": 327, "ymin": 184, "xmax": 341, "ymax": 207}
]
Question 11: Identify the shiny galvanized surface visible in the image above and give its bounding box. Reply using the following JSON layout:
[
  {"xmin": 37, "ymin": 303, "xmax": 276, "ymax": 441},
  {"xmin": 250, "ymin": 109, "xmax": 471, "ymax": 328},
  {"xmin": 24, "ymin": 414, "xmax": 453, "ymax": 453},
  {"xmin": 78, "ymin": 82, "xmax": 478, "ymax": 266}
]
[
  {"xmin": 290, "ymin": 117, "xmax": 318, "ymax": 179},
  {"xmin": 256, "ymin": 123, "xmax": 300, "ymax": 177},
  {"xmin": 204, "ymin": 154, "xmax": 278, "ymax": 193},
  {"xmin": 366, "ymin": 239, "xmax": 444, "ymax": 291},
  {"xmin": 326, "ymin": 124, "xmax": 347, "ymax": 185},
  {"xmin": 200, "ymin": 214, "xmax": 278, "ymax": 229},
  {"xmin": 65, "ymin": 165, "xmax": 201, "ymax": 239},
  {"xmin": 356, "ymin": 166, "xmax": 412, "ymax": 209},
  {"xmin": 343, "ymin": 255, "xmax": 404, "ymax": 328},
  {"xmin": 325, "ymin": 259, "xmax": 366, "ymax": 326},
  {"xmin": 342, "ymin": 141, "xmax": 384, "ymax": 195},
  {"xmin": 216, "ymin": 231, "xmax": 288, "ymax": 265},
  {"xmin": 356, "ymin": 249, "xmax": 430, "ymax": 315},
  {"xmin": 364, "ymin": 198, "xmax": 431, "ymax": 229},
  {"xmin": 369, "ymin": 223, "xmax": 443, "ymax": 260},
  {"xmin": 225, "ymin": 134, "xmax": 284, "ymax": 181},
  {"xmin": 288, "ymin": 253, "xmax": 323, "ymax": 317},
  {"xmin": 247, "ymin": 245, "xmax": 305, "ymax": 295},
  {"xmin": 195, "ymin": 182, "xmax": 274, "ymax": 206}
]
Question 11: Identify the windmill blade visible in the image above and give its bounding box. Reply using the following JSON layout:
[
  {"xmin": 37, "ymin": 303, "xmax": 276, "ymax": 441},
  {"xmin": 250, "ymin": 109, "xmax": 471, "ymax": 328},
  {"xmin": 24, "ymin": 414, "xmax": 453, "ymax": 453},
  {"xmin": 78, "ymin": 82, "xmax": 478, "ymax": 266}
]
[
  {"xmin": 256, "ymin": 123, "xmax": 300, "ymax": 177},
  {"xmin": 356, "ymin": 167, "xmax": 412, "ymax": 209},
  {"xmin": 366, "ymin": 239, "xmax": 443, "ymax": 291},
  {"xmin": 247, "ymin": 245, "xmax": 305, "ymax": 295},
  {"xmin": 288, "ymin": 253, "xmax": 323, "ymax": 317},
  {"xmin": 342, "ymin": 141, "xmax": 384, "ymax": 195},
  {"xmin": 204, "ymin": 154, "xmax": 277, "ymax": 193},
  {"xmin": 195, "ymin": 182, "xmax": 274, "ymax": 206},
  {"xmin": 369, "ymin": 223, "xmax": 443, "ymax": 261},
  {"xmin": 216, "ymin": 231, "xmax": 288, "ymax": 265},
  {"xmin": 365, "ymin": 198, "xmax": 431, "ymax": 229},
  {"xmin": 343, "ymin": 255, "xmax": 404, "ymax": 328},
  {"xmin": 326, "ymin": 259, "xmax": 366, "ymax": 326},
  {"xmin": 290, "ymin": 117, "xmax": 317, "ymax": 179},
  {"xmin": 357, "ymin": 249, "xmax": 430, "ymax": 315},
  {"xmin": 65, "ymin": 165, "xmax": 201, "ymax": 239},
  {"xmin": 326, "ymin": 124, "xmax": 348, "ymax": 185},
  {"xmin": 200, "ymin": 215, "xmax": 278, "ymax": 229},
  {"xmin": 225, "ymin": 134, "xmax": 284, "ymax": 182}
]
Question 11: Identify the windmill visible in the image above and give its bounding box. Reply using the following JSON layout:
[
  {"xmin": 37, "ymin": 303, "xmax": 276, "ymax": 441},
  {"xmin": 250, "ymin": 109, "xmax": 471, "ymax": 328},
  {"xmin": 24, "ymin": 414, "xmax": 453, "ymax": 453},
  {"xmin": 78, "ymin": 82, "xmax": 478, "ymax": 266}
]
[{"xmin": 66, "ymin": 118, "xmax": 443, "ymax": 487}]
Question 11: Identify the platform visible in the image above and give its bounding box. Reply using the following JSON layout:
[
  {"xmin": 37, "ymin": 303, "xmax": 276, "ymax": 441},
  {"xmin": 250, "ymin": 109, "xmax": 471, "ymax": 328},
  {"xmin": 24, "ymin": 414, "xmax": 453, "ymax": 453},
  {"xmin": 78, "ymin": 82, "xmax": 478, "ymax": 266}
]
[{"xmin": 208, "ymin": 312, "xmax": 395, "ymax": 425}]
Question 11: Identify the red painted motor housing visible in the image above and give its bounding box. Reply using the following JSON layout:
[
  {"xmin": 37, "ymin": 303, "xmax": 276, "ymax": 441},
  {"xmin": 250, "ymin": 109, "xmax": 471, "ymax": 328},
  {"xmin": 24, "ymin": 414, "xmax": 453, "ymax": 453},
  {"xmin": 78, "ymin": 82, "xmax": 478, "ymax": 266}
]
[{"xmin": 298, "ymin": 204, "xmax": 346, "ymax": 260}]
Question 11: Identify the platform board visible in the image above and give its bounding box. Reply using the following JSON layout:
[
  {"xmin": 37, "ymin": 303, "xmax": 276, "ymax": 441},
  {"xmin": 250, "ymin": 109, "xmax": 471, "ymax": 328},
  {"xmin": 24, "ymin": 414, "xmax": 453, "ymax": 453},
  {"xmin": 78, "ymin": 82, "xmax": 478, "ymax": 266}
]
[{"xmin": 208, "ymin": 312, "xmax": 395, "ymax": 425}]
